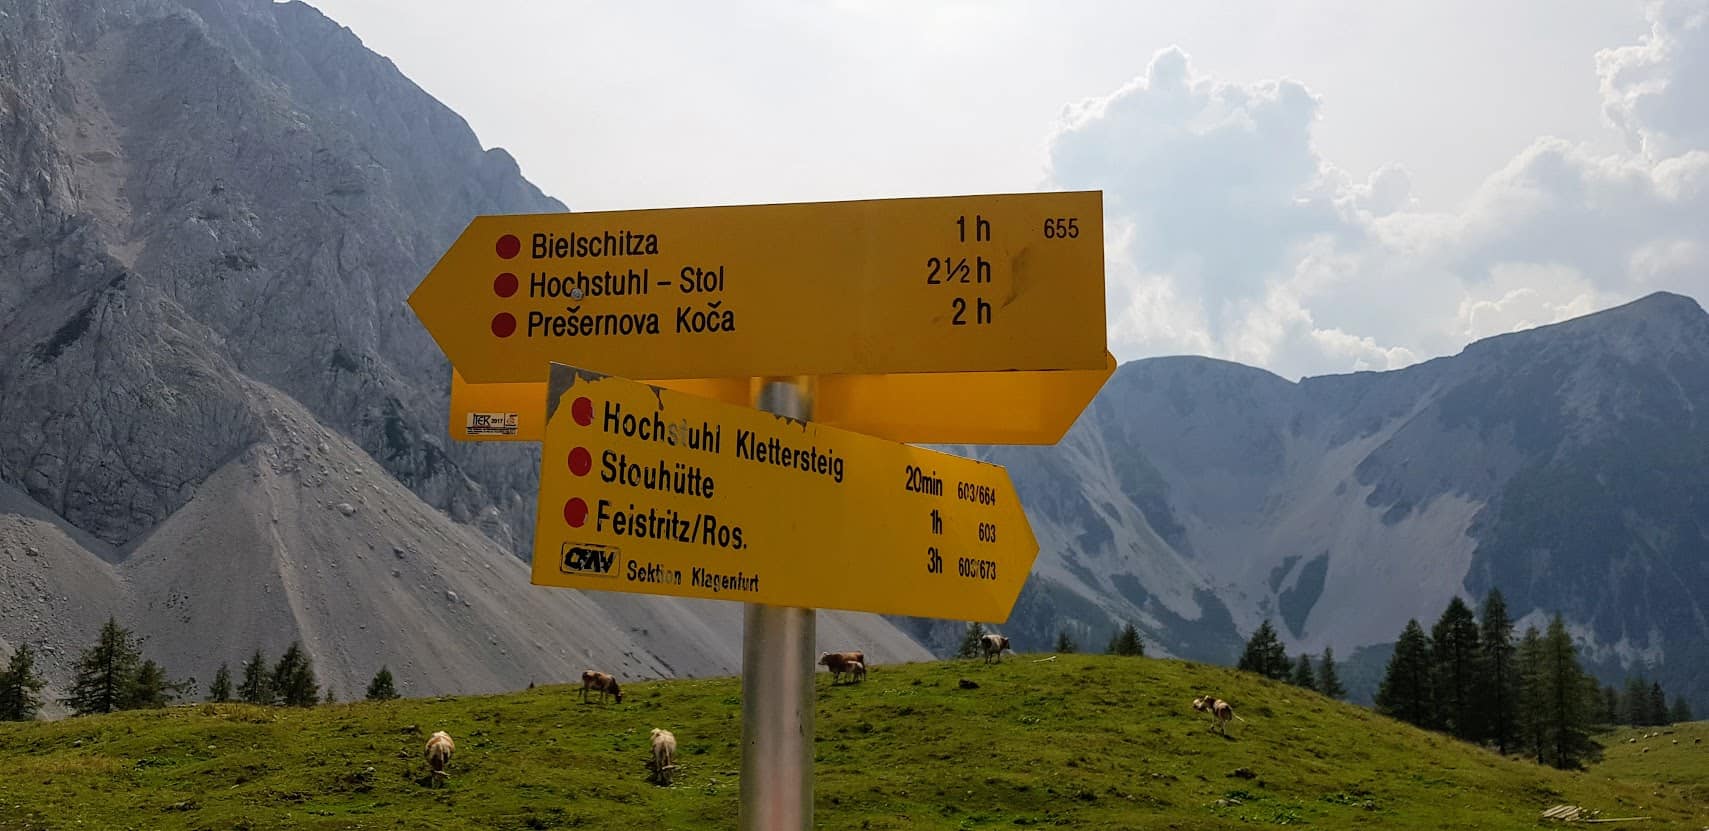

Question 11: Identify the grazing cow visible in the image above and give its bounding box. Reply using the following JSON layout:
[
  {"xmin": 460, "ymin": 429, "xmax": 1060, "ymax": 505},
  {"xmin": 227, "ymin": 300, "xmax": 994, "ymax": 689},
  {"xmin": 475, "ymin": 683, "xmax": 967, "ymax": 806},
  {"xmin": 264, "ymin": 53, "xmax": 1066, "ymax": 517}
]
[
  {"xmin": 650, "ymin": 728, "xmax": 677, "ymax": 785},
  {"xmin": 846, "ymin": 660, "xmax": 866, "ymax": 683},
  {"xmin": 818, "ymin": 651, "xmax": 866, "ymax": 684},
  {"xmin": 980, "ymin": 634, "xmax": 1011, "ymax": 663},
  {"xmin": 425, "ymin": 731, "xmax": 454, "ymax": 785},
  {"xmin": 1192, "ymin": 695, "xmax": 1246, "ymax": 735},
  {"xmin": 581, "ymin": 670, "xmax": 623, "ymax": 704}
]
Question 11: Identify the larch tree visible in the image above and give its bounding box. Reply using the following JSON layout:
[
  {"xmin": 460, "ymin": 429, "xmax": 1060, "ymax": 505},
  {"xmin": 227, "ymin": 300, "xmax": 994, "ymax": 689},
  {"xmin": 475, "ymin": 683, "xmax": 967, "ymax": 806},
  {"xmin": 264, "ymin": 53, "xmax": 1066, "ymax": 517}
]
[
  {"xmin": 1375, "ymin": 619, "xmax": 1435, "ymax": 729},
  {"xmin": 1317, "ymin": 647, "xmax": 1347, "ymax": 700},
  {"xmin": 1289, "ymin": 653, "xmax": 1317, "ymax": 691},
  {"xmin": 1431, "ymin": 596, "xmax": 1483, "ymax": 742},
  {"xmin": 0, "ymin": 644, "xmax": 48, "ymax": 721},
  {"xmin": 62, "ymin": 617, "xmax": 142, "ymax": 716},
  {"xmin": 1478, "ymin": 588, "xmax": 1519, "ymax": 753},
  {"xmin": 1237, "ymin": 620, "xmax": 1290, "ymax": 680}
]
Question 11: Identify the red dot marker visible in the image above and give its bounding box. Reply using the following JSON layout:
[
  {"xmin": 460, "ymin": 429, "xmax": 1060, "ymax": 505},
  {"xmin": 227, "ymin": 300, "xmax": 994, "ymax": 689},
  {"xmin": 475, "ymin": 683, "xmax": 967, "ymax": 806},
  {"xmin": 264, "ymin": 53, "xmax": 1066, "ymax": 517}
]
[
  {"xmin": 571, "ymin": 397, "xmax": 593, "ymax": 426},
  {"xmin": 568, "ymin": 447, "xmax": 592, "ymax": 476},
  {"xmin": 490, "ymin": 312, "xmax": 516, "ymax": 338},
  {"xmin": 496, "ymin": 234, "xmax": 521, "ymax": 259},
  {"xmin": 493, "ymin": 272, "xmax": 518, "ymax": 297},
  {"xmin": 563, "ymin": 497, "xmax": 588, "ymax": 528}
]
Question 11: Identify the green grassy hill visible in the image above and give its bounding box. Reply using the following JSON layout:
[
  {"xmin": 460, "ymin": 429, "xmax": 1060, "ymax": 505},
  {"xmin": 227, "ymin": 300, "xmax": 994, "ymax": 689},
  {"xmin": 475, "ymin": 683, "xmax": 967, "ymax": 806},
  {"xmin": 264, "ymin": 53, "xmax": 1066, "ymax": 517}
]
[
  {"xmin": 1589, "ymin": 721, "xmax": 1709, "ymax": 804},
  {"xmin": 1, "ymin": 655, "xmax": 1703, "ymax": 830}
]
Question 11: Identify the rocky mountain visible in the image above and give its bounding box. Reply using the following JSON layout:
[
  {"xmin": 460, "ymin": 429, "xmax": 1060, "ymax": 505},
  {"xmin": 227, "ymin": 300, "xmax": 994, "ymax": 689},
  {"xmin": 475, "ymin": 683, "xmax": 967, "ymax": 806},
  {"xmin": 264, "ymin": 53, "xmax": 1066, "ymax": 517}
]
[
  {"xmin": 0, "ymin": 0, "xmax": 929, "ymax": 711},
  {"xmin": 6, "ymin": 0, "xmax": 1703, "ymax": 718},
  {"xmin": 937, "ymin": 292, "xmax": 1709, "ymax": 712}
]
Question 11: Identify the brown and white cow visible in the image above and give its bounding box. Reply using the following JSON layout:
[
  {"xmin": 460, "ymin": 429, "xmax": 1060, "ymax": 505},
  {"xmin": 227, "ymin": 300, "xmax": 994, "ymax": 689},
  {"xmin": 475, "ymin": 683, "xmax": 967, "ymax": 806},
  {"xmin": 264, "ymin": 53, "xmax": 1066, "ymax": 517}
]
[
  {"xmin": 650, "ymin": 727, "xmax": 677, "ymax": 785},
  {"xmin": 581, "ymin": 670, "xmax": 623, "ymax": 704},
  {"xmin": 817, "ymin": 651, "xmax": 866, "ymax": 684},
  {"xmin": 1192, "ymin": 694, "xmax": 1245, "ymax": 734},
  {"xmin": 980, "ymin": 634, "xmax": 1011, "ymax": 663},
  {"xmin": 425, "ymin": 730, "xmax": 455, "ymax": 785}
]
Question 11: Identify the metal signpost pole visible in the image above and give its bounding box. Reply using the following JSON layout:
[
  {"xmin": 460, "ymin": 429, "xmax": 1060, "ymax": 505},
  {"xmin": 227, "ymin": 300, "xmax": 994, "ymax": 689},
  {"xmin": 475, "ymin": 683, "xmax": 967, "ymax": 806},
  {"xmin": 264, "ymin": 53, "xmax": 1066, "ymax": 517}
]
[{"xmin": 739, "ymin": 377, "xmax": 817, "ymax": 831}]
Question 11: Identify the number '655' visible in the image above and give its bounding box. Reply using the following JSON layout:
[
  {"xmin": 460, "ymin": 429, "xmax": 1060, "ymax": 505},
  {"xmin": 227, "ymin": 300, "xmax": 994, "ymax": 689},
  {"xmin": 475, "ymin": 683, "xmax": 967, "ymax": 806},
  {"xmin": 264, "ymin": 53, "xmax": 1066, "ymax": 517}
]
[{"xmin": 1043, "ymin": 218, "xmax": 1079, "ymax": 239}]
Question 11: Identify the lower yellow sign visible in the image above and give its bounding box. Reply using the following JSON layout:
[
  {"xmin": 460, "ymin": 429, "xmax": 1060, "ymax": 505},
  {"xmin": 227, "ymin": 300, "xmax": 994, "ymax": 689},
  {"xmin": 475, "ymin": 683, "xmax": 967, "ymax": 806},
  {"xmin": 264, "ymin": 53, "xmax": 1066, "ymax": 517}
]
[
  {"xmin": 451, "ymin": 353, "xmax": 1115, "ymax": 445},
  {"xmin": 531, "ymin": 363, "xmax": 1038, "ymax": 622}
]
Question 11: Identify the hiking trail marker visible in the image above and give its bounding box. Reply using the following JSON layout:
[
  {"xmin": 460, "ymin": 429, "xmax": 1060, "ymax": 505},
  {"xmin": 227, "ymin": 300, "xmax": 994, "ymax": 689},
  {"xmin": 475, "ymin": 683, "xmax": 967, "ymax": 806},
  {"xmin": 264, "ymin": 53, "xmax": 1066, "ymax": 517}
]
[
  {"xmin": 408, "ymin": 189, "xmax": 1109, "ymax": 831},
  {"xmin": 532, "ymin": 364, "xmax": 1037, "ymax": 622},
  {"xmin": 409, "ymin": 191, "xmax": 1105, "ymax": 384}
]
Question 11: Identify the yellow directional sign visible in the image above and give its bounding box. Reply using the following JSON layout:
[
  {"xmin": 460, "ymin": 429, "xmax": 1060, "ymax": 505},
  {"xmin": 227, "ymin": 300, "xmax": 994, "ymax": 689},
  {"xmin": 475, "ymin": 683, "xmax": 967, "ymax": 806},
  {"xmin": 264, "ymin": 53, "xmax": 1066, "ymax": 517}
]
[
  {"xmin": 449, "ymin": 353, "xmax": 1115, "ymax": 444},
  {"xmin": 532, "ymin": 363, "xmax": 1037, "ymax": 622},
  {"xmin": 410, "ymin": 191, "xmax": 1106, "ymax": 384}
]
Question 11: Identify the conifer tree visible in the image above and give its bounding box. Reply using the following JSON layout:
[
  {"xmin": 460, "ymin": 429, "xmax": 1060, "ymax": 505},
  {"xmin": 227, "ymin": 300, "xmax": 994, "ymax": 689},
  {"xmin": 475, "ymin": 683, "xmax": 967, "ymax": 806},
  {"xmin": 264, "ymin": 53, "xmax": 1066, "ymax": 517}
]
[
  {"xmin": 1516, "ymin": 626, "xmax": 1548, "ymax": 764},
  {"xmin": 63, "ymin": 617, "xmax": 142, "ymax": 716},
  {"xmin": 1648, "ymin": 682, "xmax": 1669, "ymax": 726},
  {"xmin": 1375, "ymin": 619, "xmax": 1435, "ymax": 729},
  {"xmin": 1054, "ymin": 630, "xmax": 1077, "ymax": 654},
  {"xmin": 1478, "ymin": 588, "xmax": 1520, "ymax": 753},
  {"xmin": 366, "ymin": 666, "xmax": 400, "ymax": 701},
  {"xmin": 125, "ymin": 659, "xmax": 175, "ymax": 709},
  {"xmin": 1236, "ymin": 620, "xmax": 1290, "ymax": 680},
  {"xmin": 1670, "ymin": 695, "xmax": 1693, "ymax": 724},
  {"xmin": 207, "ymin": 663, "xmax": 233, "ymax": 703},
  {"xmin": 1317, "ymin": 647, "xmax": 1347, "ymax": 700},
  {"xmin": 956, "ymin": 622, "xmax": 986, "ymax": 659},
  {"xmin": 238, "ymin": 649, "xmax": 273, "ymax": 705},
  {"xmin": 1622, "ymin": 676, "xmax": 1649, "ymax": 726},
  {"xmin": 1431, "ymin": 596, "xmax": 1483, "ymax": 741},
  {"xmin": 1600, "ymin": 685, "xmax": 1620, "ymax": 727},
  {"xmin": 271, "ymin": 642, "xmax": 320, "ymax": 707},
  {"xmin": 0, "ymin": 644, "xmax": 48, "ymax": 721},
  {"xmin": 324, "ymin": 688, "xmax": 336, "ymax": 705},
  {"xmin": 1538, "ymin": 614, "xmax": 1597, "ymax": 769},
  {"xmin": 1289, "ymin": 653, "xmax": 1317, "ymax": 691},
  {"xmin": 1108, "ymin": 623, "xmax": 1144, "ymax": 656}
]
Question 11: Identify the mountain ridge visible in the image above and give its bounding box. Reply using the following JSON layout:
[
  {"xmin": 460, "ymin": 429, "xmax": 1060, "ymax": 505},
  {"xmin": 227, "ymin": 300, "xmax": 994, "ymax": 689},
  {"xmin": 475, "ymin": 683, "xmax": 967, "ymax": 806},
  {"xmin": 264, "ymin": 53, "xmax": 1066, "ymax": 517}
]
[
  {"xmin": 0, "ymin": 0, "xmax": 930, "ymax": 708},
  {"xmin": 955, "ymin": 290, "xmax": 1709, "ymax": 712}
]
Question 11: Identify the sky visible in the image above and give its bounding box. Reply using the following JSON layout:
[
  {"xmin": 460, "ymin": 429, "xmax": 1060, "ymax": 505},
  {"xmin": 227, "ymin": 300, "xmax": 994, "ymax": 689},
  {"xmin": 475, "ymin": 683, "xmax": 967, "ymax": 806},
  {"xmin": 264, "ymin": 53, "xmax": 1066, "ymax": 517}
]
[{"xmin": 303, "ymin": 0, "xmax": 1709, "ymax": 380}]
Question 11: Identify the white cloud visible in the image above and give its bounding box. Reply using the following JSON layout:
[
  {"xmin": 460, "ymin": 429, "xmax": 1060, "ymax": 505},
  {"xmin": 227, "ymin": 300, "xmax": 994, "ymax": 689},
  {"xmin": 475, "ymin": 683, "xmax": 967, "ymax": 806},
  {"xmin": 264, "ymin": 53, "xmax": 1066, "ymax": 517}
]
[
  {"xmin": 1047, "ymin": 48, "xmax": 1357, "ymax": 301},
  {"xmin": 1051, "ymin": 4, "xmax": 1709, "ymax": 380},
  {"xmin": 1597, "ymin": 0, "xmax": 1709, "ymax": 158},
  {"xmin": 1455, "ymin": 266, "xmax": 1609, "ymax": 342}
]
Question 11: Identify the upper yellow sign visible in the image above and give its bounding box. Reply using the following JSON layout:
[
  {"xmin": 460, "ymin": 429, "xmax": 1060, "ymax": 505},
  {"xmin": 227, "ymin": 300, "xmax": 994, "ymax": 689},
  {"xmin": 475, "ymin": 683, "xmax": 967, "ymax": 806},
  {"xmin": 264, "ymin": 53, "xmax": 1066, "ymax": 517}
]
[
  {"xmin": 531, "ymin": 364, "xmax": 1038, "ymax": 622},
  {"xmin": 410, "ymin": 192, "xmax": 1106, "ymax": 383},
  {"xmin": 448, "ymin": 353, "xmax": 1116, "ymax": 445}
]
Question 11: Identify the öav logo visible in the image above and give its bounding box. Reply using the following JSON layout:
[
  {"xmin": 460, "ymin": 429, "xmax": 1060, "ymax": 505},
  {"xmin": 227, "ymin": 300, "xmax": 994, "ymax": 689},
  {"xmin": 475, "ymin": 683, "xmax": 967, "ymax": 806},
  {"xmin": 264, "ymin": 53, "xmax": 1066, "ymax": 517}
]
[{"xmin": 560, "ymin": 542, "xmax": 619, "ymax": 578}]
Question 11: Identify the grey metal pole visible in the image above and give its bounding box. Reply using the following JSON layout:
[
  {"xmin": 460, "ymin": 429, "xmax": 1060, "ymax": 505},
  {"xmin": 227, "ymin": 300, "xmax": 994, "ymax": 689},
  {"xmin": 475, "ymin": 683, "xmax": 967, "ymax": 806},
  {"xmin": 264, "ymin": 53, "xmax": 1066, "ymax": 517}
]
[{"xmin": 740, "ymin": 377, "xmax": 816, "ymax": 831}]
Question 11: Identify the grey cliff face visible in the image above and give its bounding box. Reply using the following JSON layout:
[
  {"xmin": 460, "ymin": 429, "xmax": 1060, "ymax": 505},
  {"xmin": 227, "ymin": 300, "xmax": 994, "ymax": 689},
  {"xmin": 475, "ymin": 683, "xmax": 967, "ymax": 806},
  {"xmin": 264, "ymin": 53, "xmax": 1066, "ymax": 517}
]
[
  {"xmin": 0, "ymin": 0, "xmax": 931, "ymax": 704},
  {"xmin": 974, "ymin": 293, "xmax": 1709, "ymax": 711},
  {"xmin": 2, "ymin": 0, "xmax": 559, "ymax": 549}
]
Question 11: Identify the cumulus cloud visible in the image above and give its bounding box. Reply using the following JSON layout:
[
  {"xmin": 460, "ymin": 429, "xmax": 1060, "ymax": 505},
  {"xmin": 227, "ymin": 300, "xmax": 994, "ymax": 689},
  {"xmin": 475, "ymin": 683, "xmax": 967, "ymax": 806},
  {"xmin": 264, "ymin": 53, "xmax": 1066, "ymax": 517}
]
[
  {"xmin": 1047, "ymin": 47, "xmax": 1359, "ymax": 339},
  {"xmin": 1597, "ymin": 0, "xmax": 1709, "ymax": 158},
  {"xmin": 1053, "ymin": 4, "xmax": 1709, "ymax": 380},
  {"xmin": 1454, "ymin": 266, "xmax": 1609, "ymax": 342}
]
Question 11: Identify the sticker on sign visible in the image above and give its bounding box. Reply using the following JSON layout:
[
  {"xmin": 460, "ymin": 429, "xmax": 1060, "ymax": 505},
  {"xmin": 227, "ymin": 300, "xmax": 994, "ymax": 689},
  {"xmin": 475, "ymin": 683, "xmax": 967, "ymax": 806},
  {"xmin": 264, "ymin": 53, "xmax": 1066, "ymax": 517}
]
[{"xmin": 464, "ymin": 412, "xmax": 519, "ymax": 436}]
